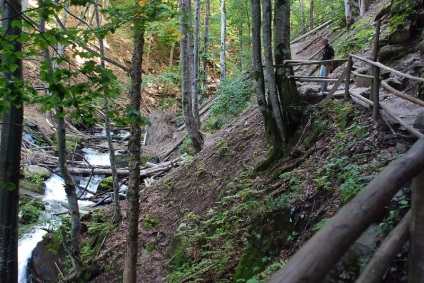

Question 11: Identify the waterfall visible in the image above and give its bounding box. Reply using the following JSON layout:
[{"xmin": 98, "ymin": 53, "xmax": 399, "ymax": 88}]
[{"xmin": 17, "ymin": 148, "xmax": 111, "ymax": 283}]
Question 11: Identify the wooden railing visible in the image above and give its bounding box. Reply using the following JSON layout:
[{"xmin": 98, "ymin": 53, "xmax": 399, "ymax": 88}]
[{"xmin": 272, "ymin": 46, "xmax": 424, "ymax": 283}]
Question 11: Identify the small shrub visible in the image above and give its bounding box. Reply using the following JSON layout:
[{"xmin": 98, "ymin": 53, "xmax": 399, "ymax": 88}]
[
  {"xmin": 216, "ymin": 138, "xmax": 229, "ymax": 157},
  {"xmin": 178, "ymin": 136, "xmax": 196, "ymax": 156}
]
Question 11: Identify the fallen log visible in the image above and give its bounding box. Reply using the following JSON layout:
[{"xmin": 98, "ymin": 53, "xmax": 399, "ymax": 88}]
[{"xmin": 67, "ymin": 155, "xmax": 186, "ymax": 176}]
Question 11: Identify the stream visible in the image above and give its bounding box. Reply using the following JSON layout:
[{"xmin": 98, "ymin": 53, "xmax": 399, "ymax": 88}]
[{"xmin": 18, "ymin": 149, "xmax": 112, "ymax": 283}]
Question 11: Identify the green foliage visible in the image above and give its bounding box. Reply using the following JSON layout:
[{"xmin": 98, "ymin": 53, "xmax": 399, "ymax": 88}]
[
  {"xmin": 19, "ymin": 201, "xmax": 44, "ymax": 224},
  {"xmin": 81, "ymin": 211, "xmax": 117, "ymax": 261},
  {"xmin": 334, "ymin": 17, "xmax": 375, "ymax": 58},
  {"xmin": 216, "ymin": 138, "xmax": 229, "ymax": 157},
  {"xmin": 178, "ymin": 136, "xmax": 197, "ymax": 156},
  {"xmin": 202, "ymin": 74, "xmax": 253, "ymax": 133},
  {"xmin": 142, "ymin": 215, "xmax": 160, "ymax": 230}
]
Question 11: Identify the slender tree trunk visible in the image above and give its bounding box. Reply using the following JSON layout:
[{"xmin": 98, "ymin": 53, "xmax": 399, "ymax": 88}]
[
  {"xmin": 57, "ymin": 106, "xmax": 82, "ymax": 269},
  {"xmin": 359, "ymin": 0, "xmax": 367, "ymax": 17},
  {"xmin": 201, "ymin": 0, "xmax": 210, "ymax": 94},
  {"xmin": 169, "ymin": 42, "xmax": 175, "ymax": 68},
  {"xmin": 94, "ymin": 1, "xmax": 120, "ymax": 224},
  {"xmin": 193, "ymin": 0, "xmax": 200, "ymax": 117},
  {"xmin": 220, "ymin": 0, "xmax": 226, "ymax": 81},
  {"xmin": 274, "ymin": 0, "xmax": 301, "ymax": 139},
  {"xmin": 251, "ymin": 0, "xmax": 282, "ymax": 157},
  {"xmin": 146, "ymin": 34, "xmax": 153, "ymax": 74},
  {"xmin": 309, "ymin": 0, "xmax": 314, "ymax": 30},
  {"xmin": 180, "ymin": 0, "xmax": 204, "ymax": 152},
  {"xmin": 123, "ymin": 4, "xmax": 144, "ymax": 283},
  {"xmin": 300, "ymin": 0, "xmax": 305, "ymax": 34},
  {"xmin": 0, "ymin": 0, "xmax": 23, "ymax": 280},
  {"xmin": 263, "ymin": 0, "xmax": 286, "ymax": 145},
  {"xmin": 344, "ymin": 0, "xmax": 353, "ymax": 27},
  {"xmin": 238, "ymin": 23, "xmax": 243, "ymax": 72},
  {"xmin": 39, "ymin": 0, "xmax": 82, "ymax": 270}
]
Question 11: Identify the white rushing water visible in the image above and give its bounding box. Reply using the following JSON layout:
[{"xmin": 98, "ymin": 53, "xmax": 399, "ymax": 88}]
[{"xmin": 18, "ymin": 148, "xmax": 109, "ymax": 283}]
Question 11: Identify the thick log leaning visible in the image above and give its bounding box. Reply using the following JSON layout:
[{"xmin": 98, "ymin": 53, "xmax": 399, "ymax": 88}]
[
  {"xmin": 348, "ymin": 91, "xmax": 424, "ymax": 139},
  {"xmin": 381, "ymin": 81, "xmax": 424, "ymax": 108},
  {"xmin": 351, "ymin": 54, "xmax": 424, "ymax": 83},
  {"xmin": 268, "ymin": 138, "xmax": 424, "ymax": 283},
  {"xmin": 356, "ymin": 211, "xmax": 410, "ymax": 283},
  {"xmin": 290, "ymin": 20, "xmax": 334, "ymax": 44}
]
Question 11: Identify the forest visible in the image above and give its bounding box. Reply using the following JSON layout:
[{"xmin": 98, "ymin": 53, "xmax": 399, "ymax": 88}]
[{"xmin": 1, "ymin": 0, "xmax": 424, "ymax": 282}]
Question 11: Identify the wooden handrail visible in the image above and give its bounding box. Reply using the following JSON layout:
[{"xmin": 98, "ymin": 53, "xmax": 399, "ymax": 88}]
[
  {"xmin": 282, "ymin": 58, "xmax": 348, "ymax": 66},
  {"xmin": 351, "ymin": 71, "xmax": 374, "ymax": 79},
  {"xmin": 351, "ymin": 54, "xmax": 424, "ymax": 83},
  {"xmin": 381, "ymin": 81, "xmax": 424, "ymax": 108},
  {"xmin": 268, "ymin": 138, "xmax": 424, "ymax": 283},
  {"xmin": 290, "ymin": 20, "xmax": 334, "ymax": 44}
]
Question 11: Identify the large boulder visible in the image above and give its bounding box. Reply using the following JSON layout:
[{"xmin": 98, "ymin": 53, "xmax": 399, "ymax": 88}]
[
  {"xmin": 20, "ymin": 165, "xmax": 51, "ymax": 194},
  {"xmin": 414, "ymin": 111, "xmax": 424, "ymax": 130},
  {"xmin": 379, "ymin": 45, "xmax": 408, "ymax": 62},
  {"xmin": 21, "ymin": 165, "xmax": 50, "ymax": 179},
  {"xmin": 28, "ymin": 234, "xmax": 66, "ymax": 283}
]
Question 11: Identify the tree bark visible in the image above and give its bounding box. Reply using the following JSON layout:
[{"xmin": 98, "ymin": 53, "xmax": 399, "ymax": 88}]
[
  {"xmin": 193, "ymin": 0, "xmax": 200, "ymax": 120},
  {"xmin": 251, "ymin": 0, "xmax": 282, "ymax": 157},
  {"xmin": 344, "ymin": 0, "xmax": 353, "ymax": 27},
  {"xmin": 201, "ymin": 0, "xmax": 210, "ymax": 94},
  {"xmin": 0, "ymin": 0, "xmax": 23, "ymax": 280},
  {"xmin": 180, "ymin": 0, "xmax": 204, "ymax": 152},
  {"xmin": 39, "ymin": 0, "xmax": 82, "ymax": 270},
  {"xmin": 123, "ymin": 4, "xmax": 144, "ymax": 282},
  {"xmin": 220, "ymin": 0, "xmax": 227, "ymax": 81},
  {"xmin": 309, "ymin": 0, "xmax": 314, "ymax": 30},
  {"xmin": 274, "ymin": 0, "xmax": 301, "ymax": 139},
  {"xmin": 94, "ymin": 1, "xmax": 120, "ymax": 224},
  {"xmin": 263, "ymin": 0, "xmax": 286, "ymax": 146},
  {"xmin": 359, "ymin": 0, "xmax": 367, "ymax": 17}
]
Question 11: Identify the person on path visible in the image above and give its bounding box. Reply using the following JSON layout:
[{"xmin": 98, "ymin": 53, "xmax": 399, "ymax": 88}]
[{"xmin": 319, "ymin": 38, "xmax": 334, "ymax": 94}]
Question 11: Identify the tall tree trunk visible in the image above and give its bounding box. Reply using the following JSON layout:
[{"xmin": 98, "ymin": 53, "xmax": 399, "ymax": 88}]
[
  {"xmin": 39, "ymin": 0, "xmax": 82, "ymax": 270},
  {"xmin": 0, "ymin": 0, "xmax": 23, "ymax": 280},
  {"xmin": 169, "ymin": 42, "xmax": 175, "ymax": 68},
  {"xmin": 145, "ymin": 34, "xmax": 153, "ymax": 74},
  {"xmin": 238, "ymin": 23, "xmax": 243, "ymax": 72},
  {"xmin": 57, "ymin": 106, "xmax": 82, "ymax": 269},
  {"xmin": 123, "ymin": 4, "xmax": 144, "ymax": 283},
  {"xmin": 94, "ymin": 1, "xmax": 120, "ymax": 224},
  {"xmin": 180, "ymin": 0, "xmax": 204, "ymax": 152},
  {"xmin": 263, "ymin": 0, "xmax": 286, "ymax": 146},
  {"xmin": 274, "ymin": 0, "xmax": 301, "ymax": 139},
  {"xmin": 220, "ymin": 0, "xmax": 226, "ymax": 81},
  {"xmin": 300, "ymin": 0, "xmax": 305, "ymax": 34},
  {"xmin": 309, "ymin": 0, "xmax": 314, "ymax": 30},
  {"xmin": 193, "ymin": 0, "xmax": 200, "ymax": 114},
  {"xmin": 359, "ymin": 0, "xmax": 367, "ymax": 17},
  {"xmin": 344, "ymin": 0, "xmax": 353, "ymax": 27},
  {"xmin": 251, "ymin": 0, "xmax": 282, "ymax": 157},
  {"xmin": 201, "ymin": 0, "xmax": 210, "ymax": 94}
]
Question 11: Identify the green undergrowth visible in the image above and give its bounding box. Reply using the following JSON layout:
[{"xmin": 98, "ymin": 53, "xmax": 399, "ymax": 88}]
[
  {"xmin": 334, "ymin": 16, "xmax": 375, "ymax": 58},
  {"xmin": 201, "ymin": 73, "xmax": 254, "ymax": 134},
  {"xmin": 167, "ymin": 100, "xmax": 400, "ymax": 282}
]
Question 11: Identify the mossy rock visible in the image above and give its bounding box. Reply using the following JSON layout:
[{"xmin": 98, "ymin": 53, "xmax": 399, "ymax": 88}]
[
  {"xmin": 97, "ymin": 176, "xmax": 113, "ymax": 193},
  {"xmin": 20, "ymin": 179, "xmax": 46, "ymax": 194},
  {"xmin": 19, "ymin": 200, "xmax": 45, "ymax": 224}
]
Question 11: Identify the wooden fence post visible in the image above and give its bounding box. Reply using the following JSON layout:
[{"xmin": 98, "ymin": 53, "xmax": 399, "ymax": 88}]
[
  {"xmin": 372, "ymin": 20, "xmax": 381, "ymax": 121},
  {"xmin": 344, "ymin": 56, "xmax": 352, "ymax": 100},
  {"xmin": 409, "ymin": 167, "xmax": 424, "ymax": 283}
]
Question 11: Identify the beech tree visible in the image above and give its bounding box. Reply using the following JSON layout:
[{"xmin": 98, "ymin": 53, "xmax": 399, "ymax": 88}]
[
  {"xmin": 220, "ymin": 0, "xmax": 227, "ymax": 81},
  {"xmin": 251, "ymin": 0, "xmax": 301, "ymax": 163},
  {"xmin": 179, "ymin": 0, "xmax": 204, "ymax": 152},
  {"xmin": 0, "ymin": 0, "xmax": 24, "ymax": 281}
]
